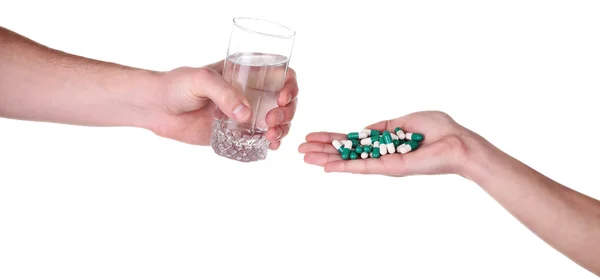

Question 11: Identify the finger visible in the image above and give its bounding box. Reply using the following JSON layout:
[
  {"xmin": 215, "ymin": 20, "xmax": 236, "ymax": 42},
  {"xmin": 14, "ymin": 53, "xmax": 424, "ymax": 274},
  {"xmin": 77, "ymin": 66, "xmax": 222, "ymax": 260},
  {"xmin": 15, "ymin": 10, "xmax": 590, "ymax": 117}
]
[
  {"xmin": 279, "ymin": 123, "xmax": 291, "ymax": 140},
  {"xmin": 305, "ymin": 132, "xmax": 347, "ymax": 143},
  {"xmin": 194, "ymin": 67, "xmax": 252, "ymax": 123},
  {"xmin": 303, "ymin": 152, "xmax": 343, "ymax": 167},
  {"xmin": 324, "ymin": 155, "xmax": 390, "ymax": 174},
  {"xmin": 278, "ymin": 68, "xmax": 298, "ymax": 106},
  {"xmin": 269, "ymin": 140, "xmax": 281, "ymax": 150},
  {"xmin": 265, "ymin": 124, "xmax": 291, "ymax": 144},
  {"xmin": 266, "ymin": 99, "xmax": 297, "ymax": 127},
  {"xmin": 298, "ymin": 142, "xmax": 339, "ymax": 154},
  {"xmin": 265, "ymin": 126, "xmax": 283, "ymax": 144}
]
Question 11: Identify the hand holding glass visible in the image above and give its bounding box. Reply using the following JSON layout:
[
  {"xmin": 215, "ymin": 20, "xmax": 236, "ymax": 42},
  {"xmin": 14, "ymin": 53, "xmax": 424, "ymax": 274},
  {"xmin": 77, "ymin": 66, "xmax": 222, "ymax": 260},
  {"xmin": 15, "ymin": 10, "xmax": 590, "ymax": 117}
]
[{"xmin": 210, "ymin": 17, "xmax": 296, "ymax": 162}]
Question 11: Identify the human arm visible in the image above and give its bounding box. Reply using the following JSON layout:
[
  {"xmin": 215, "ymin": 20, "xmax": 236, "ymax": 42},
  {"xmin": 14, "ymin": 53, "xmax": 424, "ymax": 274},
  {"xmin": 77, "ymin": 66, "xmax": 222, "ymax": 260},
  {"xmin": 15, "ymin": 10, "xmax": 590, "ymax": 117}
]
[
  {"xmin": 0, "ymin": 26, "xmax": 298, "ymax": 148},
  {"xmin": 298, "ymin": 111, "xmax": 600, "ymax": 276}
]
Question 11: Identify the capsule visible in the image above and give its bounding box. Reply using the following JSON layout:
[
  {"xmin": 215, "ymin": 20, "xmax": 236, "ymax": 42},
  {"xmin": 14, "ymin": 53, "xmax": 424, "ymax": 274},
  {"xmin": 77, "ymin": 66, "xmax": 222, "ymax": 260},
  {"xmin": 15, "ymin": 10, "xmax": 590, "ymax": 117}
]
[
  {"xmin": 350, "ymin": 150, "xmax": 358, "ymax": 160},
  {"xmin": 405, "ymin": 133, "xmax": 424, "ymax": 142},
  {"xmin": 382, "ymin": 131, "xmax": 395, "ymax": 154},
  {"xmin": 380, "ymin": 142, "xmax": 388, "ymax": 155},
  {"xmin": 351, "ymin": 139, "xmax": 360, "ymax": 148},
  {"xmin": 355, "ymin": 145, "xmax": 364, "ymax": 153},
  {"xmin": 361, "ymin": 129, "xmax": 381, "ymax": 138},
  {"xmin": 341, "ymin": 140, "xmax": 352, "ymax": 160},
  {"xmin": 391, "ymin": 133, "xmax": 399, "ymax": 140},
  {"xmin": 399, "ymin": 140, "xmax": 419, "ymax": 154},
  {"xmin": 348, "ymin": 132, "xmax": 368, "ymax": 140},
  {"xmin": 394, "ymin": 127, "xmax": 406, "ymax": 140},
  {"xmin": 372, "ymin": 141, "xmax": 381, "ymax": 158},
  {"xmin": 360, "ymin": 136, "xmax": 379, "ymax": 146},
  {"xmin": 363, "ymin": 145, "xmax": 372, "ymax": 153},
  {"xmin": 361, "ymin": 152, "xmax": 369, "ymax": 159},
  {"xmin": 332, "ymin": 140, "xmax": 344, "ymax": 154},
  {"xmin": 393, "ymin": 139, "xmax": 401, "ymax": 148}
]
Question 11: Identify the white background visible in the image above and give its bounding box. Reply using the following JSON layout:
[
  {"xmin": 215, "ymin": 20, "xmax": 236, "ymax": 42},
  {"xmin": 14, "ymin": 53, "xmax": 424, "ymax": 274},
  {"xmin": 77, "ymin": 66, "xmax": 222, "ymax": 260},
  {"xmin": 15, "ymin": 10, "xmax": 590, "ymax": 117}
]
[{"xmin": 1, "ymin": 0, "xmax": 600, "ymax": 278}]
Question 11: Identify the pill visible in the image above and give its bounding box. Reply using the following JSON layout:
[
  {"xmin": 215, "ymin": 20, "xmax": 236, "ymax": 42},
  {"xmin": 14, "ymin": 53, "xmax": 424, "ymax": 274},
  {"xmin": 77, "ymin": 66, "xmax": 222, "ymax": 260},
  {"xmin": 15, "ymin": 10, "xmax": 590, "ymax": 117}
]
[
  {"xmin": 391, "ymin": 133, "xmax": 399, "ymax": 140},
  {"xmin": 348, "ymin": 132, "xmax": 368, "ymax": 140},
  {"xmin": 361, "ymin": 152, "xmax": 369, "ymax": 159},
  {"xmin": 350, "ymin": 150, "xmax": 358, "ymax": 160},
  {"xmin": 341, "ymin": 140, "xmax": 352, "ymax": 160},
  {"xmin": 332, "ymin": 140, "xmax": 344, "ymax": 154},
  {"xmin": 405, "ymin": 133, "xmax": 424, "ymax": 142},
  {"xmin": 356, "ymin": 145, "xmax": 364, "ymax": 153},
  {"xmin": 380, "ymin": 142, "xmax": 388, "ymax": 155},
  {"xmin": 361, "ymin": 129, "xmax": 381, "ymax": 138},
  {"xmin": 372, "ymin": 141, "xmax": 381, "ymax": 158},
  {"xmin": 394, "ymin": 127, "xmax": 406, "ymax": 140},
  {"xmin": 393, "ymin": 139, "xmax": 401, "ymax": 148},
  {"xmin": 363, "ymin": 145, "xmax": 372, "ymax": 153},
  {"xmin": 382, "ymin": 131, "xmax": 395, "ymax": 154},
  {"xmin": 351, "ymin": 139, "xmax": 360, "ymax": 148},
  {"xmin": 360, "ymin": 136, "xmax": 379, "ymax": 146},
  {"xmin": 399, "ymin": 140, "xmax": 419, "ymax": 154}
]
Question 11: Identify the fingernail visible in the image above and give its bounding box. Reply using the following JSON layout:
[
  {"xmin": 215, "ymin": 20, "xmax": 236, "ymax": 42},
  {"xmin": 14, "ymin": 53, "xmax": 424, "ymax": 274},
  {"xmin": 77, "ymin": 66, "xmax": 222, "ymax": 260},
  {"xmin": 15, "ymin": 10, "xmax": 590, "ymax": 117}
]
[
  {"xmin": 277, "ymin": 128, "xmax": 283, "ymax": 140},
  {"xmin": 275, "ymin": 111, "xmax": 284, "ymax": 125},
  {"xmin": 233, "ymin": 104, "xmax": 251, "ymax": 121},
  {"xmin": 286, "ymin": 93, "xmax": 293, "ymax": 105}
]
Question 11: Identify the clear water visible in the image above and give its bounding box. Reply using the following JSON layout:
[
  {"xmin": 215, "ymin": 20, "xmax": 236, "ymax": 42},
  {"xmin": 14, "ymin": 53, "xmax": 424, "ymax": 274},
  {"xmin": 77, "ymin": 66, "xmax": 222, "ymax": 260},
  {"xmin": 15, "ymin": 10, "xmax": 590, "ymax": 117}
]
[{"xmin": 210, "ymin": 52, "xmax": 289, "ymax": 162}]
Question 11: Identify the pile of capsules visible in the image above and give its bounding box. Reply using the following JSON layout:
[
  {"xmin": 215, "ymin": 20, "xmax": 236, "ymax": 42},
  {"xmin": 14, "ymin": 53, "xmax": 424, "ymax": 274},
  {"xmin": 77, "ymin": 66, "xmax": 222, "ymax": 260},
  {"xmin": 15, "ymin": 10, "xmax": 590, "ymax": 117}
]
[{"xmin": 332, "ymin": 127, "xmax": 424, "ymax": 160}]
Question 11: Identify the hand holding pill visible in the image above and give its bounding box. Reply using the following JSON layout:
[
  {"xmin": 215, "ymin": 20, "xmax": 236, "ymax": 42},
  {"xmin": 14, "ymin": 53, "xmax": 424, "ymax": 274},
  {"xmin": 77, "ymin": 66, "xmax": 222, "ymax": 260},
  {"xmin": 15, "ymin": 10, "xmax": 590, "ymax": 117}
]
[{"xmin": 298, "ymin": 111, "xmax": 470, "ymax": 176}]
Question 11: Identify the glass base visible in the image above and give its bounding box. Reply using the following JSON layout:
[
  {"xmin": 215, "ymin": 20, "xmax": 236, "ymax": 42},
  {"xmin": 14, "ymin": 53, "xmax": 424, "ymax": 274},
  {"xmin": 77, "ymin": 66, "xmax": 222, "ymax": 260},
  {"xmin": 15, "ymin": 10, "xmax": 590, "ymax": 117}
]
[{"xmin": 210, "ymin": 118, "xmax": 269, "ymax": 163}]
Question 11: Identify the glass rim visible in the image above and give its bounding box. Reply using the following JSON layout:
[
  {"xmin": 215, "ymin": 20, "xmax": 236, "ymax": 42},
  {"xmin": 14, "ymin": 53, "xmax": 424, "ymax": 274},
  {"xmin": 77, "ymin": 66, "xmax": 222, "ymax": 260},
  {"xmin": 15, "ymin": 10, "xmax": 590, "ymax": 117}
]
[{"xmin": 233, "ymin": 17, "xmax": 296, "ymax": 39}]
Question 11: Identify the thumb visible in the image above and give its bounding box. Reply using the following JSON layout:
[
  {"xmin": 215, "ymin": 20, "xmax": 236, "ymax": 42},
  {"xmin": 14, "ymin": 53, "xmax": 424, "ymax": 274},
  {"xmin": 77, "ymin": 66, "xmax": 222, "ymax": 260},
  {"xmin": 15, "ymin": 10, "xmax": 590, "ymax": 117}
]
[{"xmin": 194, "ymin": 67, "xmax": 252, "ymax": 123}]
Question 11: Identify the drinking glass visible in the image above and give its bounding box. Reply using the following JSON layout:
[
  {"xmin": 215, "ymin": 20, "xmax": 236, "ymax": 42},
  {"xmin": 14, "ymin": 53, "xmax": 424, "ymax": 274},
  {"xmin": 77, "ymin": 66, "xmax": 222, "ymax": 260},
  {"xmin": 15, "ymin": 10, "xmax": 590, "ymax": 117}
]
[{"xmin": 210, "ymin": 17, "xmax": 296, "ymax": 162}]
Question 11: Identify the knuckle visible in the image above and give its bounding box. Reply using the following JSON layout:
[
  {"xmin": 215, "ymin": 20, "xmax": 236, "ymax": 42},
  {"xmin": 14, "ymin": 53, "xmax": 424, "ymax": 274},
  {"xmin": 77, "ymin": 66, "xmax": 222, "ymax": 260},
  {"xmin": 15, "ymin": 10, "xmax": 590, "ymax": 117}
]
[{"xmin": 195, "ymin": 67, "xmax": 215, "ymax": 79}]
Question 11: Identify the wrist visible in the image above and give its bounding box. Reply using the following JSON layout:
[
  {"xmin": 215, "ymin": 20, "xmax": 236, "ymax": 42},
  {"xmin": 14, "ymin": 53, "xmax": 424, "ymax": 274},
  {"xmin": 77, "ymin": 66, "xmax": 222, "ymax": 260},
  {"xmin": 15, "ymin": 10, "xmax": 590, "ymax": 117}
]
[
  {"xmin": 121, "ymin": 68, "xmax": 166, "ymax": 131},
  {"xmin": 456, "ymin": 129, "xmax": 504, "ymax": 183}
]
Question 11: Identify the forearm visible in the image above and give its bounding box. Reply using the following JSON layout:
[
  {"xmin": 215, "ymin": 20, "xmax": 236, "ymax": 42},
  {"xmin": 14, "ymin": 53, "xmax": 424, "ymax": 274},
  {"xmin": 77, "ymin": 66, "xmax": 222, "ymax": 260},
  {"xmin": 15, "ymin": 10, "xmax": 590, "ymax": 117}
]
[
  {"xmin": 0, "ymin": 26, "xmax": 162, "ymax": 128},
  {"xmin": 462, "ymin": 132, "xmax": 600, "ymax": 275}
]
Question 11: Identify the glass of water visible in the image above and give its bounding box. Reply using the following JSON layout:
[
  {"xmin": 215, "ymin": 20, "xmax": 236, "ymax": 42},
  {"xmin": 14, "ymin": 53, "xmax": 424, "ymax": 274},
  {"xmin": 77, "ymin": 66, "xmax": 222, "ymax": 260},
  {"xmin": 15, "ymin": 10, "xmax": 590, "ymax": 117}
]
[{"xmin": 210, "ymin": 17, "xmax": 296, "ymax": 162}]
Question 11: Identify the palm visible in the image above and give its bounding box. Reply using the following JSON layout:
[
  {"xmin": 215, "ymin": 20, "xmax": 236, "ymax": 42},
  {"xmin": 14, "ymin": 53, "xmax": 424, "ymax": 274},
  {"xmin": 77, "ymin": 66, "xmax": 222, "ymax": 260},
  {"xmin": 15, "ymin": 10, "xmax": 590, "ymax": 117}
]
[{"xmin": 298, "ymin": 111, "xmax": 469, "ymax": 176}]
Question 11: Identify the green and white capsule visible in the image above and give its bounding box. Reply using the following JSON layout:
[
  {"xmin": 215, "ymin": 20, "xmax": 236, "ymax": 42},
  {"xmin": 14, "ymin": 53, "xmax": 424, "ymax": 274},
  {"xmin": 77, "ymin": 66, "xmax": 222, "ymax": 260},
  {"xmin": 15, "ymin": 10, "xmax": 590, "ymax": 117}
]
[
  {"xmin": 363, "ymin": 145, "xmax": 372, "ymax": 153},
  {"xmin": 382, "ymin": 131, "xmax": 395, "ymax": 154},
  {"xmin": 350, "ymin": 150, "xmax": 359, "ymax": 160},
  {"xmin": 391, "ymin": 133, "xmax": 399, "ymax": 140},
  {"xmin": 361, "ymin": 152, "xmax": 369, "ymax": 159},
  {"xmin": 332, "ymin": 140, "xmax": 344, "ymax": 154},
  {"xmin": 405, "ymin": 133, "xmax": 424, "ymax": 142},
  {"xmin": 372, "ymin": 141, "xmax": 381, "ymax": 158},
  {"xmin": 394, "ymin": 127, "xmax": 406, "ymax": 140},
  {"xmin": 348, "ymin": 132, "xmax": 368, "ymax": 140},
  {"xmin": 361, "ymin": 129, "xmax": 381, "ymax": 138},
  {"xmin": 399, "ymin": 140, "xmax": 419, "ymax": 154},
  {"xmin": 341, "ymin": 140, "xmax": 352, "ymax": 160},
  {"xmin": 379, "ymin": 142, "xmax": 388, "ymax": 155},
  {"xmin": 355, "ymin": 145, "xmax": 364, "ymax": 153},
  {"xmin": 360, "ymin": 136, "xmax": 379, "ymax": 146}
]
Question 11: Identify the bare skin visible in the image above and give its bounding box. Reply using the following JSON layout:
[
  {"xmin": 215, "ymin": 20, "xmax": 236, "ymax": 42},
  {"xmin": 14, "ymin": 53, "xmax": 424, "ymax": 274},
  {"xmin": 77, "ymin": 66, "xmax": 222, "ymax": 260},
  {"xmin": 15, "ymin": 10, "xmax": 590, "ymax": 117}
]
[
  {"xmin": 0, "ymin": 26, "xmax": 299, "ymax": 149},
  {"xmin": 299, "ymin": 111, "xmax": 600, "ymax": 276}
]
